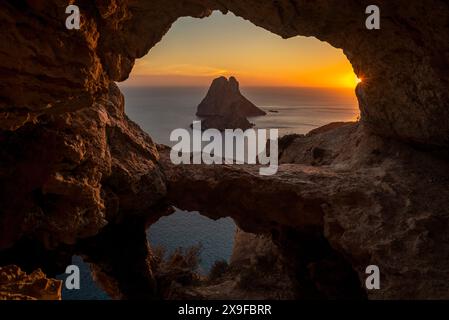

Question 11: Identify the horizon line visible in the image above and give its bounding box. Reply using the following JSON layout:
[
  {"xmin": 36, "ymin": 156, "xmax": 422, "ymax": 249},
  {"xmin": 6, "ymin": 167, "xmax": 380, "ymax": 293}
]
[{"xmin": 117, "ymin": 83, "xmax": 358, "ymax": 90}]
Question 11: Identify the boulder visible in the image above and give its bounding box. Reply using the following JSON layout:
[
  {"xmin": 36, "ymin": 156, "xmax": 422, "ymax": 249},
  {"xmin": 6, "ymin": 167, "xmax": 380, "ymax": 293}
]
[{"xmin": 0, "ymin": 265, "xmax": 61, "ymax": 300}]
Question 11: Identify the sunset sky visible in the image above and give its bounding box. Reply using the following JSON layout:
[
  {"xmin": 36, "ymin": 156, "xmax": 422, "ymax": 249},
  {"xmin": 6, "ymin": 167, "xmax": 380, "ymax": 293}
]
[{"xmin": 123, "ymin": 11, "xmax": 358, "ymax": 88}]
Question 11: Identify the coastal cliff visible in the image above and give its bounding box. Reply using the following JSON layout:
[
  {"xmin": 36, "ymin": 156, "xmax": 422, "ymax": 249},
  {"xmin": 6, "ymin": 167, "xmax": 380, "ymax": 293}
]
[{"xmin": 0, "ymin": 0, "xmax": 448, "ymax": 299}]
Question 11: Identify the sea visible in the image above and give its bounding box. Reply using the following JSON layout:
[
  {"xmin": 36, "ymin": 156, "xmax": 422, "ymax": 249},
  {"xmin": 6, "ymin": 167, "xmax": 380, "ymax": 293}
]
[{"xmin": 58, "ymin": 86, "xmax": 359, "ymax": 299}]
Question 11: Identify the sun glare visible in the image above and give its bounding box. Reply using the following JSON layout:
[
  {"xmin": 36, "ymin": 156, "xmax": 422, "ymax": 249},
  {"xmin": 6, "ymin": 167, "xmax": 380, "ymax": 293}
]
[{"xmin": 125, "ymin": 12, "xmax": 359, "ymax": 88}]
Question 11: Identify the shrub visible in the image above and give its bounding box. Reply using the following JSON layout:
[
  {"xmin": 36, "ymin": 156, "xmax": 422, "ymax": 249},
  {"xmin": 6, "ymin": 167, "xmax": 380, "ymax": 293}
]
[
  {"xmin": 208, "ymin": 259, "xmax": 229, "ymax": 282},
  {"xmin": 165, "ymin": 244, "xmax": 202, "ymax": 272},
  {"xmin": 154, "ymin": 243, "xmax": 203, "ymax": 295}
]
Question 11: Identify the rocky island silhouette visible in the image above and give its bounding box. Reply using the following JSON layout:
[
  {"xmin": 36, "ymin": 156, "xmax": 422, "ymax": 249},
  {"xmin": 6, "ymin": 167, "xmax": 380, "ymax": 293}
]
[{"xmin": 194, "ymin": 76, "xmax": 266, "ymax": 130}]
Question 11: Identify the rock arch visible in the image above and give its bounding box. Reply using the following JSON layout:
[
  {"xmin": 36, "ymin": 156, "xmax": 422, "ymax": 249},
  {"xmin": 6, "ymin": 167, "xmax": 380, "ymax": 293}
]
[
  {"xmin": 0, "ymin": 0, "xmax": 449, "ymax": 299},
  {"xmin": 2, "ymin": 1, "xmax": 449, "ymax": 145}
]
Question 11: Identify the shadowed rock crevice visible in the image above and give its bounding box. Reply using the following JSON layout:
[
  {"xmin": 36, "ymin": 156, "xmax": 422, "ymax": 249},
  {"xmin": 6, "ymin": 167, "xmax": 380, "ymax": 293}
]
[
  {"xmin": 76, "ymin": 215, "xmax": 158, "ymax": 300},
  {"xmin": 159, "ymin": 122, "xmax": 449, "ymax": 299},
  {"xmin": 272, "ymin": 226, "xmax": 367, "ymax": 299},
  {"xmin": 3, "ymin": 1, "xmax": 449, "ymax": 145},
  {"xmin": 0, "ymin": 1, "xmax": 449, "ymax": 299}
]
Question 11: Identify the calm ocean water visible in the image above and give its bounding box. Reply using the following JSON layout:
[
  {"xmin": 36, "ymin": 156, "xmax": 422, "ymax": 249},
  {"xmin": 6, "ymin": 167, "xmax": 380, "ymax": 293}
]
[
  {"xmin": 59, "ymin": 86, "xmax": 359, "ymax": 299},
  {"xmin": 121, "ymin": 86, "xmax": 358, "ymax": 144}
]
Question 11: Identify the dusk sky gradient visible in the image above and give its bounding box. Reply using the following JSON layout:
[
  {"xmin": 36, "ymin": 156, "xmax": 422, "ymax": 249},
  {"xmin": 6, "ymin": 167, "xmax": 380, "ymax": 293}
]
[{"xmin": 123, "ymin": 11, "xmax": 359, "ymax": 88}]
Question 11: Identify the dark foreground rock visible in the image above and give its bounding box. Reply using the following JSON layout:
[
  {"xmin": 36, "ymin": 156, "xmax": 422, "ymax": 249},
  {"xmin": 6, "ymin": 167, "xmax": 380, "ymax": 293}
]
[
  {"xmin": 159, "ymin": 123, "xmax": 449, "ymax": 299},
  {"xmin": 0, "ymin": 1, "xmax": 449, "ymax": 300},
  {"xmin": 0, "ymin": 265, "xmax": 61, "ymax": 300},
  {"xmin": 166, "ymin": 229, "xmax": 297, "ymax": 300}
]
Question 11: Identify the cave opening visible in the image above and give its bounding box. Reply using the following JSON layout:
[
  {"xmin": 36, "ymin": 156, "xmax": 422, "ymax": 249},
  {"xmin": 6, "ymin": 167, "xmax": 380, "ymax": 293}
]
[
  {"xmin": 120, "ymin": 11, "xmax": 360, "ymax": 140},
  {"xmin": 55, "ymin": 9, "xmax": 364, "ymax": 300},
  {"xmin": 148, "ymin": 209, "xmax": 236, "ymax": 275},
  {"xmin": 113, "ymin": 10, "xmax": 363, "ymax": 300},
  {"xmin": 1, "ymin": 0, "xmax": 448, "ymax": 302}
]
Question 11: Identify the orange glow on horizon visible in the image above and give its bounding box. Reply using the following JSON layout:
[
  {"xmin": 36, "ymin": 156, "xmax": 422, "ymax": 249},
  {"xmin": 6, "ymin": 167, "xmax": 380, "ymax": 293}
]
[{"xmin": 122, "ymin": 12, "xmax": 359, "ymax": 89}]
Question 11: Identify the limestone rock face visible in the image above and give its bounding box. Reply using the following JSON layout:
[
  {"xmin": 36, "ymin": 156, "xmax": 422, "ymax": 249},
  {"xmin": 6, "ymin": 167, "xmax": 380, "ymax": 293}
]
[
  {"xmin": 162, "ymin": 228, "xmax": 297, "ymax": 300},
  {"xmin": 0, "ymin": 0, "xmax": 449, "ymax": 300},
  {"xmin": 0, "ymin": 265, "xmax": 61, "ymax": 300},
  {"xmin": 159, "ymin": 123, "xmax": 449, "ymax": 299},
  {"xmin": 197, "ymin": 77, "xmax": 266, "ymax": 118},
  {"xmin": 0, "ymin": 81, "xmax": 166, "ymax": 250},
  {"xmin": 2, "ymin": 1, "xmax": 446, "ymax": 145}
]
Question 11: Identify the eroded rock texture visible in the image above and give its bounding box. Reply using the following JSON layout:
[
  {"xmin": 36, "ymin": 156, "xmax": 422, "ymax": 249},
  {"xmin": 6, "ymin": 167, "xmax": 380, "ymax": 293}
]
[
  {"xmin": 166, "ymin": 229, "xmax": 297, "ymax": 300},
  {"xmin": 0, "ymin": 265, "xmax": 61, "ymax": 300},
  {"xmin": 0, "ymin": 0, "xmax": 448, "ymax": 299},
  {"xmin": 160, "ymin": 123, "xmax": 449, "ymax": 299},
  {"xmin": 3, "ymin": 1, "xmax": 448, "ymax": 144}
]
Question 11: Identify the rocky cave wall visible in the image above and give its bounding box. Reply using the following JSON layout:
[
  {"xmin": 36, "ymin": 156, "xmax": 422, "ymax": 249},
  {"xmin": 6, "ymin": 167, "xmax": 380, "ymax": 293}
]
[
  {"xmin": 2, "ymin": 0, "xmax": 449, "ymax": 145},
  {"xmin": 0, "ymin": 0, "xmax": 449, "ymax": 299}
]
